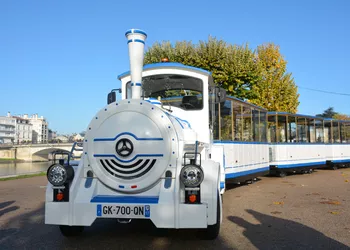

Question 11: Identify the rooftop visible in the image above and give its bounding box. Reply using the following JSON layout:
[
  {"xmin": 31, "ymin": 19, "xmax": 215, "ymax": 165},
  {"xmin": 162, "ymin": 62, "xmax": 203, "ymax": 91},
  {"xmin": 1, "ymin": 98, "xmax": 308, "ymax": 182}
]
[{"xmin": 118, "ymin": 62, "xmax": 211, "ymax": 80}]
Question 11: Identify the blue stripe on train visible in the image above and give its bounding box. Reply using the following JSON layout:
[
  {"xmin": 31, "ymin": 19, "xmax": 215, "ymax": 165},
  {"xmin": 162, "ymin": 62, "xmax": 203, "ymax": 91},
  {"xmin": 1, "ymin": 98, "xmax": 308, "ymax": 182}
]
[
  {"xmin": 225, "ymin": 167, "xmax": 269, "ymax": 179},
  {"xmin": 275, "ymin": 161, "xmax": 326, "ymax": 169},
  {"xmin": 91, "ymin": 196, "xmax": 159, "ymax": 204},
  {"xmin": 332, "ymin": 159, "xmax": 350, "ymax": 163}
]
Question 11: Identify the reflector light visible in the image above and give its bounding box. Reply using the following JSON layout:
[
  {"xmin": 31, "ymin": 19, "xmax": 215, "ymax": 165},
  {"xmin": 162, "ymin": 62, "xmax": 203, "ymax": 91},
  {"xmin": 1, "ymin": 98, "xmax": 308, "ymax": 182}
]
[
  {"xmin": 57, "ymin": 192, "xmax": 64, "ymax": 201},
  {"xmin": 189, "ymin": 194, "xmax": 197, "ymax": 203},
  {"xmin": 131, "ymin": 185, "xmax": 137, "ymax": 189}
]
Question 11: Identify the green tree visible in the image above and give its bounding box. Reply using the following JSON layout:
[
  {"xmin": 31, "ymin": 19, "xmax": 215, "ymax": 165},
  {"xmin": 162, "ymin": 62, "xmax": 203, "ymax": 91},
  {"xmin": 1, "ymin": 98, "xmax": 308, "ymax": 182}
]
[
  {"xmin": 144, "ymin": 39, "xmax": 299, "ymax": 111},
  {"xmin": 316, "ymin": 107, "xmax": 338, "ymax": 118},
  {"xmin": 249, "ymin": 43, "xmax": 299, "ymax": 113},
  {"xmin": 144, "ymin": 37, "xmax": 261, "ymax": 100}
]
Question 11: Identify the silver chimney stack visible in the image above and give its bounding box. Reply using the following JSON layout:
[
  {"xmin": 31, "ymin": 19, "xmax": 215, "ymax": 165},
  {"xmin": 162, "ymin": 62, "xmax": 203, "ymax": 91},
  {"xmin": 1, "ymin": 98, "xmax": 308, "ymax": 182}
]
[{"xmin": 125, "ymin": 29, "xmax": 147, "ymax": 99}]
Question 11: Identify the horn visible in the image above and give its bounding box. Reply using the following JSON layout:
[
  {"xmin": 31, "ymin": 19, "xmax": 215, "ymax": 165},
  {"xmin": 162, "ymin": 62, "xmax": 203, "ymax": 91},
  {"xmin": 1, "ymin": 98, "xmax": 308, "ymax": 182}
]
[{"xmin": 125, "ymin": 29, "xmax": 147, "ymax": 99}]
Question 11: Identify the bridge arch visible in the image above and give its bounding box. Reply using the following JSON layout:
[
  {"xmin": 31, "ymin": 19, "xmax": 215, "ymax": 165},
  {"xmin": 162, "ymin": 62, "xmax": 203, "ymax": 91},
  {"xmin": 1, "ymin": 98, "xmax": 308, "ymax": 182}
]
[
  {"xmin": 11, "ymin": 143, "xmax": 74, "ymax": 161},
  {"xmin": 33, "ymin": 148, "xmax": 71, "ymax": 161}
]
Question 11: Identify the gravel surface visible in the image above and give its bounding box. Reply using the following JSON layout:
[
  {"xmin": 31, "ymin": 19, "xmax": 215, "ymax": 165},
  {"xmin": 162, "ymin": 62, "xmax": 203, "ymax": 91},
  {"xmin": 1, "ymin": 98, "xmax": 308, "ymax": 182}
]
[{"xmin": 1, "ymin": 169, "xmax": 350, "ymax": 250}]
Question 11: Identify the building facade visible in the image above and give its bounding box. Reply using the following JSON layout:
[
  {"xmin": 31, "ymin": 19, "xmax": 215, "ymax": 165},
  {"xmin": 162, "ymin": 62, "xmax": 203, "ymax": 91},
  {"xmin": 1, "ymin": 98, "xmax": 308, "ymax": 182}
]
[
  {"xmin": 48, "ymin": 129, "xmax": 57, "ymax": 142},
  {"xmin": 29, "ymin": 114, "xmax": 48, "ymax": 143},
  {"xmin": 0, "ymin": 113, "xmax": 16, "ymax": 144},
  {"xmin": 13, "ymin": 115, "xmax": 33, "ymax": 144},
  {"xmin": 1, "ymin": 112, "xmax": 50, "ymax": 144}
]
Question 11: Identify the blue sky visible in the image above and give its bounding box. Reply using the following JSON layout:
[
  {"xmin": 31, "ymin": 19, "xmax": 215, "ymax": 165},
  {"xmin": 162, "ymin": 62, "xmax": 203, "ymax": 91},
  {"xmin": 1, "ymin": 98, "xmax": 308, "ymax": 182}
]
[{"xmin": 1, "ymin": 0, "xmax": 349, "ymax": 134}]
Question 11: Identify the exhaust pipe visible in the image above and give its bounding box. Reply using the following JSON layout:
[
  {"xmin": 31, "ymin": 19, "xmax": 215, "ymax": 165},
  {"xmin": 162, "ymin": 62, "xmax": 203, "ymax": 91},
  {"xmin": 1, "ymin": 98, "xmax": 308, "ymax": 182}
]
[{"xmin": 125, "ymin": 29, "xmax": 147, "ymax": 99}]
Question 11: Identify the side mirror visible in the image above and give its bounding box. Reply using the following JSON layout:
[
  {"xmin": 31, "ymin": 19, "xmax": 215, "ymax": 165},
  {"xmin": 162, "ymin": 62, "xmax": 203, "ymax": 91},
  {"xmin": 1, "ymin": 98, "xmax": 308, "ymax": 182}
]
[
  {"xmin": 215, "ymin": 86, "xmax": 226, "ymax": 103},
  {"xmin": 107, "ymin": 92, "xmax": 116, "ymax": 104}
]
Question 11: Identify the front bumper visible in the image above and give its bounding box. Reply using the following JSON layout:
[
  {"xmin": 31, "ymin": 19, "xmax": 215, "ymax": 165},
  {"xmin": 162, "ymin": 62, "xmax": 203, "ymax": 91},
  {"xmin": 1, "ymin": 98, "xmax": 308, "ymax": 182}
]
[{"xmin": 45, "ymin": 200, "xmax": 209, "ymax": 229}]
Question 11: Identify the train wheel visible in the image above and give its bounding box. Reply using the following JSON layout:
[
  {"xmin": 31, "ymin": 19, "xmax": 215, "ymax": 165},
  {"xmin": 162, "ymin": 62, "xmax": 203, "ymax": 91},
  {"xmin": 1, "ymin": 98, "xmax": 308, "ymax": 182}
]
[
  {"xmin": 59, "ymin": 225, "xmax": 84, "ymax": 237},
  {"xmin": 277, "ymin": 171, "xmax": 286, "ymax": 178},
  {"xmin": 332, "ymin": 165, "xmax": 338, "ymax": 170},
  {"xmin": 308, "ymin": 169, "xmax": 313, "ymax": 174}
]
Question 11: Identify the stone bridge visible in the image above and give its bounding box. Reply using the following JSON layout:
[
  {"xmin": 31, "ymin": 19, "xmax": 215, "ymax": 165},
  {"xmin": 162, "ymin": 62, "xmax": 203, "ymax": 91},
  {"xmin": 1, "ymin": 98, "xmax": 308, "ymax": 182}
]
[{"xmin": 0, "ymin": 143, "xmax": 75, "ymax": 161}]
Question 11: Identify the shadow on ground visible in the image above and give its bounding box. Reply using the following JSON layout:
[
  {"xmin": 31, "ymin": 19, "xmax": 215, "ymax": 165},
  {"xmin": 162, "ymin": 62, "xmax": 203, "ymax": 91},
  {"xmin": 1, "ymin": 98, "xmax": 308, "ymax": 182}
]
[
  {"xmin": 0, "ymin": 200, "xmax": 19, "ymax": 217},
  {"xmin": 0, "ymin": 203, "xmax": 234, "ymax": 250},
  {"xmin": 228, "ymin": 209, "xmax": 349, "ymax": 249},
  {"xmin": 225, "ymin": 177, "xmax": 263, "ymax": 191}
]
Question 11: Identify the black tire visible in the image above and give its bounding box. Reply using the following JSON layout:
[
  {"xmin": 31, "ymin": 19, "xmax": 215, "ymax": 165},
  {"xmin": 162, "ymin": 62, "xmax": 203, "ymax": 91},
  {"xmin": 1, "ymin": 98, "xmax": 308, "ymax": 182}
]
[
  {"xmin": 277, "ymin": 171, "xmax": 286, "ymax": 178},
  {"xmin": 199, "ymin": 192, "xmax": 221, "ymax": 240},
  {"xmin": 59, "ymin": 225, "xmax": 84, "ymax": 237}
]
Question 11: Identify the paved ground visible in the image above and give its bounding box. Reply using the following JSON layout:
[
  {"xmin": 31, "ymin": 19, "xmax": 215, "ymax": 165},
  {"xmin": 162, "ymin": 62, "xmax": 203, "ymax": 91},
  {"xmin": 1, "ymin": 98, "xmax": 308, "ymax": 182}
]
[{"xmin": 1, "ymin": 169, "xmax": 350, "ymax": 250}]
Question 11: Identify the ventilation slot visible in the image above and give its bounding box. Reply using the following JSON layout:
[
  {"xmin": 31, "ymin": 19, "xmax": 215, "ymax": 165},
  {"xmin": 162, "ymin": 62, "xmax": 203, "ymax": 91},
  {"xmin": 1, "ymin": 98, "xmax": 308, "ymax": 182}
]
[{"xmin": 100, "ymin": 159, "xmax": 156, "ymax": 180}]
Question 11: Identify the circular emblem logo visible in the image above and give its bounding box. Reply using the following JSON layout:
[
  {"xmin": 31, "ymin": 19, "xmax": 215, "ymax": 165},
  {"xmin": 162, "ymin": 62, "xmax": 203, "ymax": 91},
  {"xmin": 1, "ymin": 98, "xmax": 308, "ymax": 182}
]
[{"xmin": 116, "ymin": 138, "xmax": 134, "ymax": 157}]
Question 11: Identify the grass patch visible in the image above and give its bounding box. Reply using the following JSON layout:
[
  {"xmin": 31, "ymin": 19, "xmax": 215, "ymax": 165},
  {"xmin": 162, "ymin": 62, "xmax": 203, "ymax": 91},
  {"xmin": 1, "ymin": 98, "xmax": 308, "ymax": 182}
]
[
  {"xmin": 0, "ymin": 158, "xmax": 26, "ymax": 163},
  {"xmin": 0, "ymin": 171, "xmax": 46, "ymax": 181},
  {"xmin": 0, "ymin": 158, "xmax": 16, "ymax": 161}
]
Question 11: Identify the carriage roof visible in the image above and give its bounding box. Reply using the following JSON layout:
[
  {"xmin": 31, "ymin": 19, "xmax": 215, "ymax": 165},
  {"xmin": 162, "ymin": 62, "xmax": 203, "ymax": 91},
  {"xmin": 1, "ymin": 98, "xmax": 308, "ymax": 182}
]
[
  {"xmin": 117, "ymin": 62, "xmax": 211, "ymax": 80},
  {"xmin": 268, "ymin": 111, "xmax": 350, "ymax": 124}
]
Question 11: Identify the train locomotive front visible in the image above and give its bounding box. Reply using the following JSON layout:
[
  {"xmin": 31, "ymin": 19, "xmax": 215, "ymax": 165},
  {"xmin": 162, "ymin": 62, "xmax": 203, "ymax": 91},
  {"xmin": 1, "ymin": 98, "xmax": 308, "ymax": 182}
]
[{"xmin": 44, "ymin": 29, "xmax": 222, "ymax": 240}]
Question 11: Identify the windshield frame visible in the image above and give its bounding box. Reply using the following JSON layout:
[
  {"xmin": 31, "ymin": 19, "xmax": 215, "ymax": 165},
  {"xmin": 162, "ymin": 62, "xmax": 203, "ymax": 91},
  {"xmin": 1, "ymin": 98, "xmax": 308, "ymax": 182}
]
[{"xmin": 126, "ymin": 74, "xmax": 204, "ymax": 111}]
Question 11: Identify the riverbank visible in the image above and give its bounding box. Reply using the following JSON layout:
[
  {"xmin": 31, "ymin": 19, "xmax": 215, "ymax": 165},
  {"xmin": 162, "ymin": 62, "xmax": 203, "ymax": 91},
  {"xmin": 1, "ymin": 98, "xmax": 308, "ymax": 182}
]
[
  {"xmin": 0, "ymin": 158, "xmax": 26, "ymax": 163},
  {"xmin": 0, "ymin": 171, "xmax": 46, "ymax": 181}
]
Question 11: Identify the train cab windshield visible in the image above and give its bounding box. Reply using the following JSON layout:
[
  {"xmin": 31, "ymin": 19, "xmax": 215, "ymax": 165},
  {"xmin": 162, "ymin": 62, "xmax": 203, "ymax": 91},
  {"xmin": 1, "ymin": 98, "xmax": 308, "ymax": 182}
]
[{"xmin": 126, "ymin": 74, "xmax": 203, "ymax": 110}]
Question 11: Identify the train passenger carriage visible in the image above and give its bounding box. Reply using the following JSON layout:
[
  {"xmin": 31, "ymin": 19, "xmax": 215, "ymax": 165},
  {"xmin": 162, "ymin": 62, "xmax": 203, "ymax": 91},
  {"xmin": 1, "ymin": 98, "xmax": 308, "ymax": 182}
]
[
  {"xmin": 267, "ymin": 112, "xmax": 327, "ymax": 177},
  {"xmin": 324, "ymin": 119, "xmax": 350, "ymax": 169},
  {"xmin": 212, "ymin": 97, "xmax": 270, "ymax": 184}
]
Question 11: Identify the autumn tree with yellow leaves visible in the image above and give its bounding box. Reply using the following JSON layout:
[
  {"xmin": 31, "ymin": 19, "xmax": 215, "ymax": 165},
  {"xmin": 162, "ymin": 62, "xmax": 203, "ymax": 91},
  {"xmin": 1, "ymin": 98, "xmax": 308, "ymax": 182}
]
[{"xmin": 250, "ymin": 43, "xmax": 300, "ymax": 113}]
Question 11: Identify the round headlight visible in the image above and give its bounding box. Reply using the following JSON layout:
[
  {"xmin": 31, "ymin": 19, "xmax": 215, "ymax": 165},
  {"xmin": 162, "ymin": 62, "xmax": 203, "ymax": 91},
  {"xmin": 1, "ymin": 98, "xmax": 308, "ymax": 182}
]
[
  {"xmin": 180, "ymin": 165, "xmax": 204, "ymax": 187},
  {"xmin": 47, "ymin": 164, "xmax": 69, "ymax": 186}
]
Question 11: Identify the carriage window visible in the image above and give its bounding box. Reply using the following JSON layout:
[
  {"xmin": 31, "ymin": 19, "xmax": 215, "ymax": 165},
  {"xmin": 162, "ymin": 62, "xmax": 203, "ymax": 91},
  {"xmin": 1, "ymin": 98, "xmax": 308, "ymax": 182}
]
[
  {"xmin": 297, "ymin": 117, "xmax": 307, "ymax": 142},
  {"xmin": 277, "ymin": 115, "xmax": 287, "ymax": 142},
  {"xmin": 333, "ymin": 121, "xmax": 340, "ymax": 143},
  {"xmin": 213, "ymin": 97, "xmax": 267, "ymax": 142},
  {"xmin": 340, "ymin": 122, "xmax": 346, "ymax": 143},
  {"xmin": 252, "ymin": 110, "xmax": 260, "ymax": 141},
  {"xmin": 259, "ymin": 111, "xmax": 267, "ymax": 142},
  {"xmin": 308, "ymin": 119, "xmax": 316, "ymax": 143},
  {"xmin": 345, "ymin": 123, "xmax": 350, "ymax": 143},
  {"xmin": 126, "ymin": 74, "xmax": 203, "ymax": 111},
  {"xmin": 242, "ymin": 106, "xmax": 252, "ymax": 141},
  {"xmin": 234, "ymin": 103, "xmax": 243, "ymax": 141},
  {"xmin": 315, "ymin": 119, "xmax": 324, "ymax": 143},
  {"xmin": 288, "ymin": 116, "xmax": 297, "ymax": 142},
  {"xmin": 220, "ymin": 100, "xmax": 233, "ymax": 140},
  {"xmin": 213, "ymin": 103, "xmax": 219, "ymax": 140},
  {"xmin": 324, "ymin": 121, "xmax": 332, "ymax": 143},
  {"xmin": 268, "ymin": 115, "xmax": 277, "ymax": 143}
]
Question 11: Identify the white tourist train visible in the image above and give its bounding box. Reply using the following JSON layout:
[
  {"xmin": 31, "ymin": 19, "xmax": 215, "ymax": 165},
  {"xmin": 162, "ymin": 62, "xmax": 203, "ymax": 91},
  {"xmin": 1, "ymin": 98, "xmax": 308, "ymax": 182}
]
[
  {"xmin": 45, "ymin": 29, "xmax": 227, "ymax": 239},
  {"xmin": 45, "ymin": 28, "xmax": 350, "ymax": 239}
]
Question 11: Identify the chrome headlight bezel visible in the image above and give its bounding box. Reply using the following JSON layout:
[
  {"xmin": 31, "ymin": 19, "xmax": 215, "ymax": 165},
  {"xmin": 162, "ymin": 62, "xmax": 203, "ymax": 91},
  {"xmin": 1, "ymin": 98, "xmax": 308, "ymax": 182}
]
[
  {"xmin": 47, "ymin": 164, "xmax": 71, "ymax": 186},
  {"xmin": 180, "ymin": 164, "xmax": 204, "ymax": 187}
]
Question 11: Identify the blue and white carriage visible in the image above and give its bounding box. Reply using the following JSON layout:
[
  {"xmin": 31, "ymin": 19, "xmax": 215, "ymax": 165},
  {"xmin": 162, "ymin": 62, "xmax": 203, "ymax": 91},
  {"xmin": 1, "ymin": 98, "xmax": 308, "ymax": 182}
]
[
  {"xmin": 212, "ymin": 97, "xmax": 269, "ymax": 184},
  {"xmin": 267, "ymin": 112, "xmax": 350, "ymax": 176}
]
